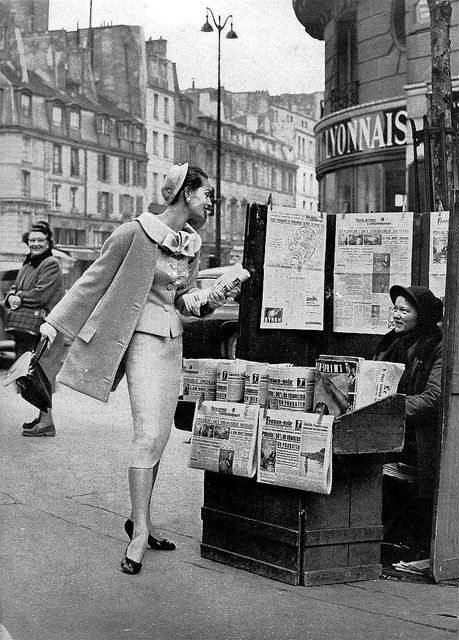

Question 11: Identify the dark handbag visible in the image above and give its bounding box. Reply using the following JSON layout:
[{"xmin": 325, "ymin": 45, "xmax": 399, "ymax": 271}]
[
  {"xmin": 3, "ymin": 337, "xmax": 52, "ymax": 411},
  {"xmin": 5, "ymin": 306, "xmax": 46, "ymax": 336}
]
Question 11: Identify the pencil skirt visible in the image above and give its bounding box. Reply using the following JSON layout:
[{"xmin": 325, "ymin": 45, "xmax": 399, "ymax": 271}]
[{"xmin": 125, "ymin": 331, "xmax": 182, "ymax": 469}]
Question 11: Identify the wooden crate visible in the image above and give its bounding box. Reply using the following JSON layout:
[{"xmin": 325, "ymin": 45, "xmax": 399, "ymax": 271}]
[{"xmin": 199, "ymin": 396, "xmax": 405, "ymax": 586}]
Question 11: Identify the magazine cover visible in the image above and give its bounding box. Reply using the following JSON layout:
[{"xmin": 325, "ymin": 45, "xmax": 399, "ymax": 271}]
[{"xmin": 313, "ymin": 355, "xmax": 362, "ymax": 417}]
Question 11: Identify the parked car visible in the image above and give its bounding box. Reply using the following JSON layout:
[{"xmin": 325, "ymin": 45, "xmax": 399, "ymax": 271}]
[{"xmin": 181, "ymin": 265, "xmax": 241, "ymax": 359}]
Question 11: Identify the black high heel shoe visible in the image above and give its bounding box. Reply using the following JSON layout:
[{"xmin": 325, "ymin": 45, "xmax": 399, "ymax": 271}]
[
  {"xmin": 120, "ymin": 545, "xmax": 144, "ymax": 575},
  {"xmin": 124, "ymin": 519, "xmax": 176, "ymax": 551}
]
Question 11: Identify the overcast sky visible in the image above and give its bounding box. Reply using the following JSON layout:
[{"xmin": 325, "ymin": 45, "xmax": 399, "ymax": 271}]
[{"xmin": 48, "ymin": 0, "xmax": 324, "ymax": 95}]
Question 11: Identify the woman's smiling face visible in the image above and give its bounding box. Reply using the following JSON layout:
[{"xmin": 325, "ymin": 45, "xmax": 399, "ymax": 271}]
[
  {"xmin": 392, "ymin": 296, "xmax": 418, "ymax": 334},
  {"xmin": 186, "ymin": 179, "xmax": 213, "ymax": 229},
  {"xmin": 28, "ymin": 231, "xmax": 49, "ymax": 256}
]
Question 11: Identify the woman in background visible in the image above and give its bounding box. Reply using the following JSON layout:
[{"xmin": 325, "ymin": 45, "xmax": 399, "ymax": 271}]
[{"xmin": 5, "ymin": 220, "xmax": 65, "ymax": 437}]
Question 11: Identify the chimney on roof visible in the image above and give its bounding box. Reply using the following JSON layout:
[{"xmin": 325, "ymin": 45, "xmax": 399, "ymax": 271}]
[{"xmin": 146, "ymin": 37, "xmax": 167, "ymax": 60}]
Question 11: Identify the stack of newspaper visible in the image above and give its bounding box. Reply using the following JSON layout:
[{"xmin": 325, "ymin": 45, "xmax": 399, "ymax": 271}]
[{"xmin": 313, "ymin": 355, "xmax": 405, "ymax": 417}]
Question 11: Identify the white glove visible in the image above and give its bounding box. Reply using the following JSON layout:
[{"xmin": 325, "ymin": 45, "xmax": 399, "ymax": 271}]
[{"xmin": 39, "ymin": 322, "xmax": 58, "ymax": 347}]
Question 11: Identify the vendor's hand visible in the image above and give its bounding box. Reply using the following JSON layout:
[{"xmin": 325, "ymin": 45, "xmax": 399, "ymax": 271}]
[
  {"xmin": 39, "ymin": 322, "xmax": 57, "ymax": 347},
  {"xmin": 8, "ymin": 294, "xmax": 21, "ymax": 310},
  {"xmin": 207, "ymin": 290, "xmax": 227, "ymax": 310}
]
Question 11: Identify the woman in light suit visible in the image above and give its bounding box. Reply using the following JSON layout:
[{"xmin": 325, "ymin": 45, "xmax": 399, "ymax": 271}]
[{"xmin": 40, "ymin": 164, "xmax": 227, "ymax": 574}]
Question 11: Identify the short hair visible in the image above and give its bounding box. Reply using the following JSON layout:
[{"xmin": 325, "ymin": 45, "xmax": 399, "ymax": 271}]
[
  {"xmin": 169, "ymin": 166, "xmax": 208, "ymax": 205},
  {"xmin": 22, "ymin": 220, "xmax": 54, "ymax": 248}
]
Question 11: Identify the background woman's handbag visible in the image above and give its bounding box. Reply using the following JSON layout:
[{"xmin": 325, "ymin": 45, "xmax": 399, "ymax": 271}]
[
  {"xmin": 5, "ymin": 306, "xmax": 46, "ymax": 336},
  {"xmin": 3, "ymin": 337, "xmax": 52, "ymax": 411}
]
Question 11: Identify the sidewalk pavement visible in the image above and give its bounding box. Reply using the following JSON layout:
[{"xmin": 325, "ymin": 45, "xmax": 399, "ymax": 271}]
[{"xmin": 1, "ymin": 371, "xmax": 457, "ymax": 640}]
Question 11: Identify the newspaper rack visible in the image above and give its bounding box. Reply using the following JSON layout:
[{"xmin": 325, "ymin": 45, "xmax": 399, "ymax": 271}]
[{"xmin": 176, "ymin": 395, "xmax": 405, "ymax": 586}]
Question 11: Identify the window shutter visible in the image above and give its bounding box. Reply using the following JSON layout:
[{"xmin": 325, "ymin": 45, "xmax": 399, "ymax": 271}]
[
  {"xmin": 97, "ymin": 155, "xmax": 102, "ymax": 181},
  {"xmin": 109, "ymin": 193, "xmax": 113, "ymax": 214},
  {"xmin": 119, "ymin": 158, "xmax": 123, "ymax": 184},
  {"xmin": 97, "ymin": 192, "xmax": 102, "ymax": 213}
]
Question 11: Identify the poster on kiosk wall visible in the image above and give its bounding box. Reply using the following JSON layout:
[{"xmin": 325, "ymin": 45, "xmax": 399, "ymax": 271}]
[
  {"xmin": 260, "ymin": 206, "xmax": 326, "ymax": 330},
  {"xmin": 333, "ymin": 212, "xmax": 414, "ymax": 334},
  {"xmin": 429, "ymin": 210, "xmax": 449, "ymax": 301}
]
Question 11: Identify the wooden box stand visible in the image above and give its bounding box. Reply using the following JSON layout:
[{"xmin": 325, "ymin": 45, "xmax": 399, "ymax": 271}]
[{"xmin": 176, "ymin": 394, "xmax": 405, "ymax": 586}]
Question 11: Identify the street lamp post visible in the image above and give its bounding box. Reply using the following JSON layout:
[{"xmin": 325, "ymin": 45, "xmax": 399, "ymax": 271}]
[{"xmin": 201, "ymin": 8, "xmax": 237, "ymax": 266}]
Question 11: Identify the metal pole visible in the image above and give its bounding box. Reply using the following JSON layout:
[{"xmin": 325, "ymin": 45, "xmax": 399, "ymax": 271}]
[{"xmin": 215, "ymin": 18, "xmax": 222, "ymax": 266}]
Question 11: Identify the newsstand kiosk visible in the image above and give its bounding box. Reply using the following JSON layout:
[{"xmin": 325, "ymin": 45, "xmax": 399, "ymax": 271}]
[{"xmin": 176, "ymin": 201, "xmax": 459, "ymax": 585}]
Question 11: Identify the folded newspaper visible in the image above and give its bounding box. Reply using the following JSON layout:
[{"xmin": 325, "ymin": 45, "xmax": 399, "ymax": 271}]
[
  {"xmin": 183, "ymin": 263, "xmax": 250, "ymax": 313},
  {"xmin": 258, "ymin": 408, "xmax": 334, "ymax": 494},
  {"xmin": 189, "ymin": 400, "xmax": 259, "ymax": 478}
]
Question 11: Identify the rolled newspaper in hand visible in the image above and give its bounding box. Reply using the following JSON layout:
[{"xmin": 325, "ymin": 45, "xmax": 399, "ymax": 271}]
[{"xmin": 183, "ymin": 263, "xmax": 251, "ymax": 310}]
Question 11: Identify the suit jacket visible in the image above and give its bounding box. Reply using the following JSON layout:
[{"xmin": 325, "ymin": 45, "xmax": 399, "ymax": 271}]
[{"xmin": 46, "ymin": 215, "xmax": 202, "ymax": 402}]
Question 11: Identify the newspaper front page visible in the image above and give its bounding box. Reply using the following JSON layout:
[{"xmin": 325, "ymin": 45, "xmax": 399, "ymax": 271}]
[
  {"xmin": 258, "ymin": 409, "xmax": 334, "ymax": 494},
  {"xmin": 216, "ymin": 359, "xmax": 247, "ymax": 402},
  {"xmin": 429, "ymin": 210, "xmax": 449, "ymax": 300},
  {"xmin": 182, "ymin": 358, "xmax": 219, "ymax": 401},
  {"xmin": 189, "ymin": 401, "xmax": 259, "ymax": 477},
  {"xmin": 334, "ymin": 212, "xmax": 413, "ymax": 334},
  {"xmin": 260, "ymin": 206, "xmax": 326, "ymax": 330},
  {"xmin": 267, "ymin": 365, "xmax": 316, "ymax": 412}
]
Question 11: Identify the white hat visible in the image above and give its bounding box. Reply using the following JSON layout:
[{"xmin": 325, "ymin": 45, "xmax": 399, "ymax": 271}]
[{"xmin": 161, "ymin": 163, "xmax": 189, "ymax": 204}]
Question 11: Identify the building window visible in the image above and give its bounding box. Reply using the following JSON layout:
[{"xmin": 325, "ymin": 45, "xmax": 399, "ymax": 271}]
[
  {"xmin": 206, "ymin": 150, "xmax": 214, "ymax": 173},
  {"xmin": 119, "ymin": 158, "xmax": 130, "ymax": 184},
  {"xmin": 70, "ymin": 186, "xmax": 78, "ymax": 210},
  {"xmin": 98, "ymin": 115, "xmax": 110, "ymax": 135},
  {"xmin": 93, "ymin": 230, "xmax": 111, "ymax": 247},
  {"xmin": 22, "ymin": 170, "xmax": 31, "ymax": 197},
  {"xmin": 51, "ymin": 184, "xmax": 61, "ymax": 208},
  {"xmin": 118, "ymin": 122, "xmax": 129, "ymax": 139},
  {"xmin": 288, "ymin": 173, "xmax": 294, "ymax": 194},
  {"xmin": 153, "ymin": 93, "xmax": 159, "ymax": 119},
  {"xmin": 70, "ymin": 109, "xmax": 81, "ymax": 130},
  {"xmin": 55, "ymin": 228, "xmax": 86, "ymax": 246},
  {"xmin": 164, "ymin": 97, "xmax": 169, "ymax": 123},
  {"xmin": 136, "ymin": 196, "xmax": 144, "ymax": 214},
  {"xmin": 97, "ymin": 191, "xmax": 113, "ymax": 215},
  {"xmin": 134, "ymin": 126, "xmax": 142, "ymax": 143},
  {"xmin": 21, "ymin": 93, "xmax": 32, "ymax": 119},
  {"xmin": 335, "ymin": 12, "xmax": 358, "ymax": 107},
  {"xmin": 132, "ymin": 160, "xmax": 140, "ymax": 186},
  {"xmin": 189, "ymin": 145, "xmax": 197, "ymax": 164},
  {"xmin": 98, "ymin": 154, "xmax": 110, "ymax": 182},
  {"xmin": 22, "ymin": 135, "xmax": 31, "ymax": 161},
  {"xmin": 392, "ymin": 0, "xmax": 407, "ymax": 50},
  {"xmin": 70, "ymin": 148, "xmax": 79, "ymax": 177},
  {"xmin": 52, "ymin": 104, "xmax": 63, "ymax": 127},
  {"xmin": 152, "ymin": 131, "xmax": 158, "ymax": 155},
  {"xmin": 163, "ymin": 134, "xmax": 169, "ymax": 158},
  {"xmin": 152, "ymin": 172, "xmax": 159, "ymax": 200},
  {"xmin": 230, "ymin": 159, "xmax": 237, "ymax": 181},
  {"xmin": 52, "ymin": 144, "xmax": 62, "ymax": 174},
  {"xmin": 119, "ymin": 194, "xmax": 135, "ymax": 218},
  {"xmin": 252, "ymin": 163, "xmax": 258, "ymax": 187}
]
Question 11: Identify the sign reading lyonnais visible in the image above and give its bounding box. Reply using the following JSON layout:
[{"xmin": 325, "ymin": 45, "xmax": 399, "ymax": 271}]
[{"xmin": 318, "ymin": 108, "xmax": 408, "ymax": 162}]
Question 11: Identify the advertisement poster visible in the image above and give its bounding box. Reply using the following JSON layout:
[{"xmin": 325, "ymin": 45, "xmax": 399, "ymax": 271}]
[
  {"xmin": 260, "ymin": 206, "xmax": 326, "ymax": 330},
  {"xmin": 334, "ymin": 212, "xmax": 413, "ymax": 334},
  {"xmin": 429, "ymin": 210, "xmax": 449, "ymax": 301}
]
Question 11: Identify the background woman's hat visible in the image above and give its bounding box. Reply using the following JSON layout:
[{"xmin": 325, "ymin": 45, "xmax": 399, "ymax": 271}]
[{"xmin": 161, "ymin": 163, "xmax": 189, "ymax": 204}]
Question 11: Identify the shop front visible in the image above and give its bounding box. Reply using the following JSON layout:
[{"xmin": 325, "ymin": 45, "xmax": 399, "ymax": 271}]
[{"xmin": 316, "ymin": 100, "xmax": 409, "ymax": 214}]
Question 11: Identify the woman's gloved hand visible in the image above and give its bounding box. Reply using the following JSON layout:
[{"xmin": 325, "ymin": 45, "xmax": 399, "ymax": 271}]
[
  {"xmin": 39, "ymin": 322, "xmax": 58, "ymax": 347},
  {"xmin": 207, "ymin": 290, "xmax": 228, "ymax": 310}
]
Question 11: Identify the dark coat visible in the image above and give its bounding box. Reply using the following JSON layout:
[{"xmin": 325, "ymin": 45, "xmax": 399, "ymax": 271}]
[{"xmin": 375, "ymin": 329, "xmax": 442, "ymax": 503}]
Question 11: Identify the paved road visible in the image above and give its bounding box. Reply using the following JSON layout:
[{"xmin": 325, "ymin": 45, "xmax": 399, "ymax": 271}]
[{"xmin": 1, "ymin": 370, "xmax": 457, "ymax": 640}]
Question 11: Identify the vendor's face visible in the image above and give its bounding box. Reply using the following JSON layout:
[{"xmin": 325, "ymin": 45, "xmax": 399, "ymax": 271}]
[
  {"xmin": 392, "ymin": 296, "xmax": 418, "ymax": 334},
  {"xmin": 186, "ymin": 179, "xmax": 213, "ymax": 229},
  {"xmin": 28, "ymin": 231, "xmax": 49, "ymax": 256}
]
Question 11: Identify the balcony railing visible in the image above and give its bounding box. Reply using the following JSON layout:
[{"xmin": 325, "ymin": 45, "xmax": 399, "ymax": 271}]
[{"xmin": 324, "ymin": 81, "xmax": 359, "ymax": 114}]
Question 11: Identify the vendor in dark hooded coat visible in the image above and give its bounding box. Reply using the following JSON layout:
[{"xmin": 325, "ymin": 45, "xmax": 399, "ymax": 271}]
[{"xmin": 374, "ymin": 285, "xmax": 443, "ymax": 553}]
